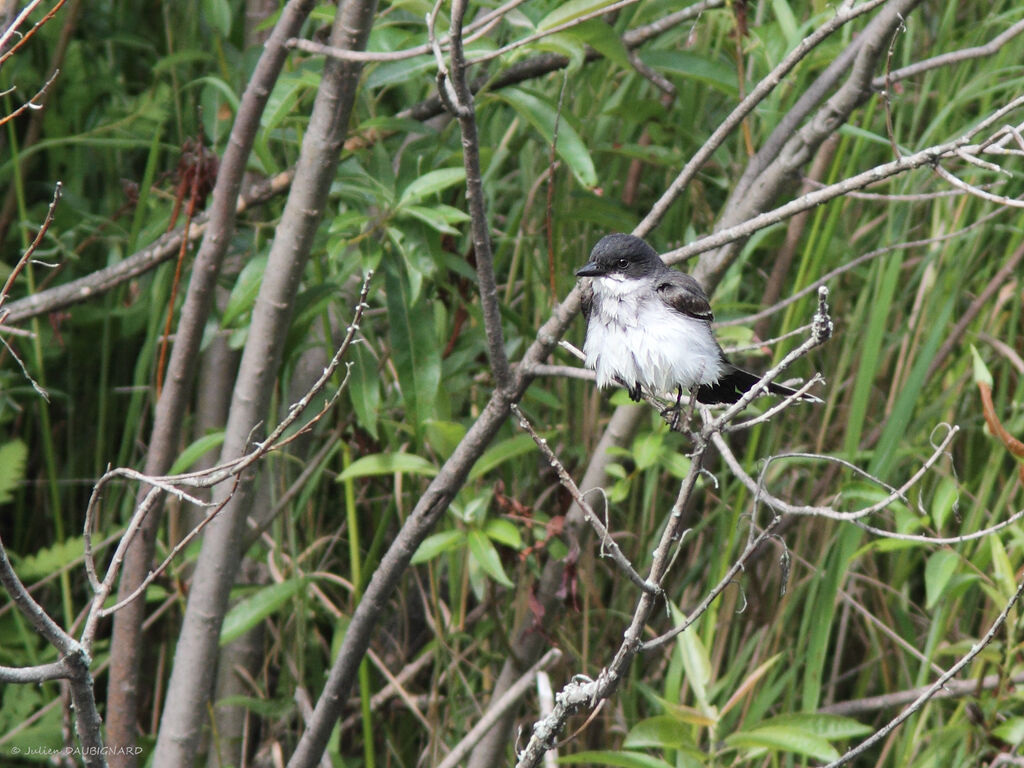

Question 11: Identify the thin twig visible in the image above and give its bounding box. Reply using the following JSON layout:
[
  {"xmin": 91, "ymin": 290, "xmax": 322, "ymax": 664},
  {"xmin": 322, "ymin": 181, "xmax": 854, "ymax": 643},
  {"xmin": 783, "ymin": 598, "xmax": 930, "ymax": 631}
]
[
  {"xmin": 0, "ymin": 0, "xmax": 67, "ymax": 65},
  {"xmin": 663, "ymin": 98, "xmax": 1024, "ymax": 267},
  {"xmin": 435, "ymin": 0, "xmax": 512, "ymax": 389},
  {"xmin": 712, "ymin": 424, "xmax": 959, "ymax": 524},
  {"xmin": 0, "ymin": 181, "xmax": 62, "ymax": 319},
  {"xmin": 822, "ymin": 573, "xmax": 1024, "ymax": 768},
  {"xmin": 436, "ymin": 649, "xmax": 562, "ymax": 768},
  {"xmin": 0, "ymin": 67, "xmax": 60, "ymax": 128},
  {"xmin": 511, "ymin": 404, "xmax": 656, "ymax": 595},
  {"xmin": 716, "ymin": 206, "xmax": 1010, "ymax": 327},
  {"xmin": 78, "ymin": 272, "xmax": 374, "ymax": 650},
  {"xmin": 287, "ymin": 0, "xmax": 530, "ymax": 63},
  {"xmin": 872, "ymin": 16, "xmax": 1024, "ymax": 90},
  {"xmin": 515, "ymin": 288, "xmax": 836, "ymax": 766},
  {"xmin": 637, "ymin": 0, "xmax": 889, "ymax": 236}
]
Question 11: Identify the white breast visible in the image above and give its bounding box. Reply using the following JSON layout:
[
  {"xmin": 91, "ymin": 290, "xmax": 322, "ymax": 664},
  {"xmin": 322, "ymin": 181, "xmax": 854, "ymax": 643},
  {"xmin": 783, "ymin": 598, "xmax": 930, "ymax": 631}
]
[{"xmin": 583, "ymin": 276, "xmax": 724, "ymax": 396}]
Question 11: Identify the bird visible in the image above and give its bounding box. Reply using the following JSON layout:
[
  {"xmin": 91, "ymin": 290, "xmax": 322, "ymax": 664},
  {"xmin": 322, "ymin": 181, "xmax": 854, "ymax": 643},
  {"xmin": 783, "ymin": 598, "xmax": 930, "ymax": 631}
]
[{"xmin": 576, "ymin": 233, "xmax": 817, "ymax": 405}]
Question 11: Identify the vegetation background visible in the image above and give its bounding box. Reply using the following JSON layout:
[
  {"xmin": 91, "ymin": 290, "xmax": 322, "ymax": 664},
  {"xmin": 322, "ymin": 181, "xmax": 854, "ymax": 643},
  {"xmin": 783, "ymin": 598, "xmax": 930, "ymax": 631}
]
[{"xmin": 1, "ymin": 1, "xmax": 1023, "ymax": 767}]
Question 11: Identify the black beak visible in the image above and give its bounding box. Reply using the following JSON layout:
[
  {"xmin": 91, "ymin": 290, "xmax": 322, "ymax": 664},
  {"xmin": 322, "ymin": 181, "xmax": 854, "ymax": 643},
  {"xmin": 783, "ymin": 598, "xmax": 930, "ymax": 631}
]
[{"xmin": 575, "ymin": 261, "xmax": 604, "ymax": 278}]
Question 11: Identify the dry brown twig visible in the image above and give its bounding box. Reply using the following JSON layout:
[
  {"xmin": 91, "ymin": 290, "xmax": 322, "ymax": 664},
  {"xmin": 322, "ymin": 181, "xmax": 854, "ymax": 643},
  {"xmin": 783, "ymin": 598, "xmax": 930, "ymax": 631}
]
[
  {"xmin": 0, "ymin": 182, "xmax": 61, "ymax": 401},
  {"xmin": 0, "ymin": 0, "xmax": 67, "ymax": 64}
]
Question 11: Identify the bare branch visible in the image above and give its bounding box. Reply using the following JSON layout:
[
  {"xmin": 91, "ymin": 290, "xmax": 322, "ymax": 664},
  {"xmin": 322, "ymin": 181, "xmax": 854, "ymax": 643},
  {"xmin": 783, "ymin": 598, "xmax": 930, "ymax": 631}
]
[
  {"xmin": 436, "ymin": 649, "xmax": 562, "ymax": 768},
  {"xmin": 0, "ymin": 0, "xmax": 66, "ymax": 64},
  {"xmin": 511, "ymin": 404, "xmax": 656, "ymax": 595},
  {"xmin": 821, "ymin": 669, "xmax": 1024, "ymax": 717},
  {"xmin": 81, "ymin": 271, "xmax": 372, "ymax": 652},
  {"xmin": 433, "ymin": 0, "xmax": 512, "ymax": 389},
  {"xmin": 822, "ymin": 573, "xmax": 1024, "ymax": 768},
  {"xmin": 637, "ymin": 0, "xmax": 890, "ymax": 236},
  {"xmin": 515, "ymin": 288, "xmax": 835, "ymax": 767},
  {"xmin": 0, "ymin": 181, "xmax": 61, "ymax": 320},
  {"xmin": 665, "ymin": 97, "xmax": 1024, "ymax": 268},
  {"xmin": 0, "ymin": 660, "xmax": 67, "ymax": 683},
  {"xmin": 712, "ymin": 424, "xmax": 959, "ymax": 523},
  {"xmin": 0, "ymin": 533, "xmax": 107, "ymax": 765},
  {"xmin": 1, "ymin": 169, "xmax": 293, "ymax": 324},
  {"xmin": 0, "ymin": 533, "xmax": 71, "ymax": 652},
  {"xmin": 287, "ymin": 0, "xmax": 529, "ymax": 62},
  {"xmin": 873, "ymin": 16, "xmax": 1024, "ymax": 89},
  {"xmin": 467, "ymin": 0, "xmax": 643, "ymax": 66},
  {"xmin": 717, "ymin": 206, "xmax": 1011, "ymax": 328},
  {"xmin": 0, "ymin": 66, "xmax": 59, "ymax": 128}
]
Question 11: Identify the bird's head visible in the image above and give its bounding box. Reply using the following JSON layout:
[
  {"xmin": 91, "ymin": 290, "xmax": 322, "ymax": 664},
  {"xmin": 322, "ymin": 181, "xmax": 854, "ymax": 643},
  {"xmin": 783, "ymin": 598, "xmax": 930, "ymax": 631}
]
[{"xmin": 576, "ymin": 234, "xmax": 665, "ymax": 281}]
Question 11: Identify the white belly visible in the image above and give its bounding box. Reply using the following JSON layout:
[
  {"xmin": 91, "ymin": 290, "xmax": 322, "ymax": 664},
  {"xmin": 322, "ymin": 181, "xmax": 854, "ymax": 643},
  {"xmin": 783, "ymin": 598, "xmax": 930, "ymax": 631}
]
[{"xmin": 583, "ymin": 278, "xmax": 724, "ymax": 396}]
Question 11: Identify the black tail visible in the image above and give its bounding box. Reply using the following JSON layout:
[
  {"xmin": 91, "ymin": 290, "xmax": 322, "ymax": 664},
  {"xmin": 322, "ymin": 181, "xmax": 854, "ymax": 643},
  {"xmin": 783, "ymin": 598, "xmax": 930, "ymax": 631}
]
[{"xmin": 697, "ymin": 366, "xmax": 819, "ymax": 405}]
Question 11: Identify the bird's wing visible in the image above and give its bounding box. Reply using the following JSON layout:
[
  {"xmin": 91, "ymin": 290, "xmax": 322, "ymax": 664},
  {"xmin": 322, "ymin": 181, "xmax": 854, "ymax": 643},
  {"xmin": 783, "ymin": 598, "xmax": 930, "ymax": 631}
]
[{"xmin": 656, "ymin": 272, "xmax": 714, "ymax": 323}]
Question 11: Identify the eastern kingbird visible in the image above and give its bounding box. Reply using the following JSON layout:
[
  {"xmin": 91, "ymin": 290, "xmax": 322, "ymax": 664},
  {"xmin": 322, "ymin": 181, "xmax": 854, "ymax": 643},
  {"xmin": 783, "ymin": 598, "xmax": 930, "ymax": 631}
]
[{"xmin": 576, "ymin": 233, "xmax": 816, "ymax": 405}]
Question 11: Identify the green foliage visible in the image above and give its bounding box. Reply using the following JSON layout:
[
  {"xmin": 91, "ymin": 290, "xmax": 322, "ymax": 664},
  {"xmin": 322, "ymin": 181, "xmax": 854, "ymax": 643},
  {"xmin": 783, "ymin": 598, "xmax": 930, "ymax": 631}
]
[
  {"xmin": 0, "ymin": 439, "xmax": 27, "ymax": 503},
  {"xmin": 220, "ymin": 578, "xmax": 309, "ymax": 646}
]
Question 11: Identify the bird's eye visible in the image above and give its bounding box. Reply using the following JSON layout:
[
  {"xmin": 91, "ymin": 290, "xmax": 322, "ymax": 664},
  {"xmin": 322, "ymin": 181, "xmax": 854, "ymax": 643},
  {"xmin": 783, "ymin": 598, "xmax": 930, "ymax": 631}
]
[{"xmin": 616, "ymin": 258, "xmax": 629, "ymax": 269}]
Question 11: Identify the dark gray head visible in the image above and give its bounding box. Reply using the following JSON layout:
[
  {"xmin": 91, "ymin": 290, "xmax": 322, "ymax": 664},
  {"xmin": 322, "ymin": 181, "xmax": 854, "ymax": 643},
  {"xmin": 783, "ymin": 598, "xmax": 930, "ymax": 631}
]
[{"xmin": 576, "ymin": 234, "xmax": 666, "ymax": 280}]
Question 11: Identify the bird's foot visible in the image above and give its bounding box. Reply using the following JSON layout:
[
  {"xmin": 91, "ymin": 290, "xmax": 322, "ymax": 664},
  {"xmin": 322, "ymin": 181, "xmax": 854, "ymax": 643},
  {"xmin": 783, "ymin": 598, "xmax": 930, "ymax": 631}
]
[
  {"xmin": 662, "ymin": 386, "xmax": 701, "ymax": 436},
  {"xmin": 661, "ymin": 386, "xmax": 686, "ymax": 432}
]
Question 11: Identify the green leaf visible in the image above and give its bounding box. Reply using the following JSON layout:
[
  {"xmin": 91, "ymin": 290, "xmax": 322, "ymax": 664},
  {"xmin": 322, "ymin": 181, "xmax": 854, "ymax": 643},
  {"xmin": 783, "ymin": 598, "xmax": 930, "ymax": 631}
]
[
  {"xmin": 468, "ymin": 434, "xmax": 537, "ymax": 481},
  {"xmin": 770, "ymin": 0, "xmax": 800, "ymax": 49},
  {"xmin": 990, "ymin": 535, "xmax": 1016, "ymax": 600},
  {"xmin": 632, "ymin": 431, "xmax": 663, "ymax": 471},
  {"xmin": 970, "ymin": 344, "xmax": 993, "ymax": 387},
  {"xmin": 485, "ymin": 518, "xmax": 522, "ymax": 550},
  {"xmin": 673, "ymin": 607, "xmax": 711, "ymax": 709},
  {"xmin": 0, "ymin": 439, "xmax": 28, "ymax": 504},
  {"xmin": 529, "ymin": 34, "xmax": 587, "ymax": 71},
  {"xmin": 467, "ymin": 529, "xmax": 514, "ymax": 588},
  {"xmin": 425, "ymin": 419, "xmax": 467, "ymax": 460},
  {"xmin": 347, "ymin": 342, "xmax": 381, "ymax": 440},
  {"xmin": 201, "ymin": 0, "xmax": 231, "ymax": 36},
  {"xmin": 993, "ymin": 716, "xmax": 1024, "ymax": 745},
  {"xmin": 639, "ymin": 51, "xmax": 738, "ymax": 97},
  {"xmin": 756, "ymin": 713, "xmax": 873, "ymax": 740},
  {"xmin": 338, "ymin": 452, "xmax": 438, "ymax": 481},
  {"xmin": 400, "ymin": 204, "xmax": 469, "ymax": 235},
  {"xmin": 221, "ymin": 578, "xmax": 308, "ymax": 645},
  {"xmin": 663, "ymin": 451, "xmax": 691, "ymax": 480},
  {"xmin": 221, "ymin": 255, "xmax": 267, "ymax": 328},
  {"xmin": 385, "ymin": 264, "xmax": 441, "ymax": 435},
  {"xmin": 262, "ymin": 68, "xmax": 322, "ymax": 133},
  {"xmin": 14, "ymin": 538, "xmax": 85, "ymax": 581},
  {"xmin": 725, "ymin": 725, "xmax": 840, "ymax": 762},
  {"xmin": 536, "ymin": 0, "xmax": 619, "ymax": 31},
  {"xmin": 366, "ymin": 55, "xmax": 436, "ymax": 89},
  {"xmin": 558, "ymin": 750, "xmax": 677, "ymax": 768},
  {"xmin": 498, "ymin": 88, "xmax": 597, "ymax": 189},
  {"xmin": 168, "ymin": 432, "xmax": 225, "ymax": 474},
  {"xmin": 624, "ymin": 715, "xmax": 698, "ymax": 750},
  {"xmin": 411, "ymin": 529, "xmax": 465, "ymax": 564},
  {"xmin": 924, "ymin": 550, "xmax": 960, "ymax": 609},
  {"xmin": 930, "ymin": 475, "xmax": 959, "ymax": 530},
  {"xmin": 567, "ymin": 19, "xmax": 631, "ymax": 70},
  {"xmin": 397, "ymin": 167, "xmax": 466, "ymax": 206}
]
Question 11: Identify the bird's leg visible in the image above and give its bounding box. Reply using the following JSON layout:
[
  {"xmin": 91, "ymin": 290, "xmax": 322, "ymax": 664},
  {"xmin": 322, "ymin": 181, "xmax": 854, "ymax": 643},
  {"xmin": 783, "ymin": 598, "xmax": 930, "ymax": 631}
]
[
  {"xmin": 662, "ymin": 385, "xmax": 687, "ymax": 432},
  {"xmin": 665, "ymin": 385, "xmax": 703, "ymax": 438},
  {"xmin": 628, "ymin": 382, "xmax": 642, "ymax": 402}
]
